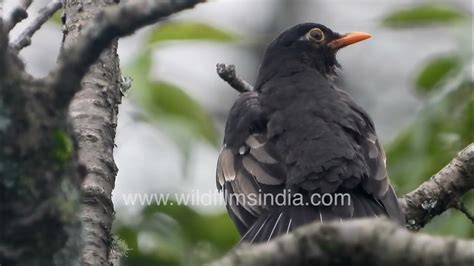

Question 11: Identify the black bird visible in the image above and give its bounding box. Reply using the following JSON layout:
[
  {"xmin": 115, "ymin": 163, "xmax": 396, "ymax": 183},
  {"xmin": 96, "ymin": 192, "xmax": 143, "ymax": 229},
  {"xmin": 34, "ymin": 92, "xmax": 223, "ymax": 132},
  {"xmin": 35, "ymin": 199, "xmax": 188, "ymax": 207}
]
[{"xmin": 216, "ymin": 23, "xmax": 404, "ymax": 243}]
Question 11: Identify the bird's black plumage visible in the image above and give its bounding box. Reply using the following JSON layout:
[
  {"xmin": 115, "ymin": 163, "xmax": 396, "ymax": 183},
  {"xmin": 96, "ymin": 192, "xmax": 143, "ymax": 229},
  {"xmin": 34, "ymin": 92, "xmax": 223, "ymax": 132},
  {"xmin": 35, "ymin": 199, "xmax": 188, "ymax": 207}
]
[{"xmin": 216, "ymin": 23, "xmax": 404, "ymax": 243}]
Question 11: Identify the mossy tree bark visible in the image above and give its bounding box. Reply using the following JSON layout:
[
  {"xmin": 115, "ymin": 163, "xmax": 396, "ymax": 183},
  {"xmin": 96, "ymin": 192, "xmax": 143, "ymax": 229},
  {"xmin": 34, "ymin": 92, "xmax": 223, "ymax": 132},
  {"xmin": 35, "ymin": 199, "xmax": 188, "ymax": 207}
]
[
  {"xmin": 0, "ymin": 0, "xmax": 204, "ymax": 265},
  {"xmin": 0, "ymin": 17, "xmax": 83, "ymax": 266}
]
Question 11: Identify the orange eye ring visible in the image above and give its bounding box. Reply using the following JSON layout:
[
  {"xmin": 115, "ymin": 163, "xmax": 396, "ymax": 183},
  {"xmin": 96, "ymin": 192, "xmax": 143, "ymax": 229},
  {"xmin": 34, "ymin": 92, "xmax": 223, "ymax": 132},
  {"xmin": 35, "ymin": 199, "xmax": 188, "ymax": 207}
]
[{"xmin": 307, "ymin": 28, "xmax": 325, "ymax": 42}]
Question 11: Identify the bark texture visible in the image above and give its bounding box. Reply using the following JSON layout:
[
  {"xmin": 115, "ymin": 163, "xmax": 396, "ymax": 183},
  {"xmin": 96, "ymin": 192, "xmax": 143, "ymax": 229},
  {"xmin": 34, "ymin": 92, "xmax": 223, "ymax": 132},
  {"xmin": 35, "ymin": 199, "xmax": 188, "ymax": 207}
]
[
  {"xmin": 62, "ymin": 1, "xmax": 121, "ymax": 265},
  {"xmin": 210, "ymin": 218, "xmax": 474, "ymax": 266},
  {"xmin": 0, "ymin": 17, "xmax": 82, "ymax": 266},
  {"xmin": 0, "ymin": 0, "xmax": 205, "ymax": 265},
  {"xmin": 400, "ymin": 143, "xmax": 474, "ymax": 230},
  {"xmin": 216, "ymin": 63, "xmax": 253, "ymax": 93}
]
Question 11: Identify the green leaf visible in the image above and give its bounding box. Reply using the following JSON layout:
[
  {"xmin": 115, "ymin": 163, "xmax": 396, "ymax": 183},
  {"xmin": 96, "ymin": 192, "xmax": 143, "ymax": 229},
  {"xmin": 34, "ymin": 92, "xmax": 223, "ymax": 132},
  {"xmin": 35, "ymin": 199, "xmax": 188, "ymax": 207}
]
[
  {"xmin": 148, "ymin": 21, "xmax": 236, "ymax": 44},
  {"xmin": 382, "ymin": 4, "xmax": 466, "ymax": 27},
  {"xmin": 138, "ymin": 80, "xmax": 218, "ymax": 146},
  {"xmin": 415, "ymin": 55, "xmax": 461, "ymax": 93}
]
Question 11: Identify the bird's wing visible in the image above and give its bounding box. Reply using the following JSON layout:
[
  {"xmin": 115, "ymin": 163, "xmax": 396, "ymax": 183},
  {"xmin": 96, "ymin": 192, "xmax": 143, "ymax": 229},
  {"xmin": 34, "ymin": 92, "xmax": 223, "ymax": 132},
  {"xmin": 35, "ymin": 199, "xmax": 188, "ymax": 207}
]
[
  {"xmin": 259, "ymin": 79, "xmax": 404, "ymax": 223},
  {"xmin": 216, "ymin": 92, "xmax": 286, "ymax": 234},
  {"xmin": 337, "ymin": 89, "xmax": 405, "ymax": 223}
]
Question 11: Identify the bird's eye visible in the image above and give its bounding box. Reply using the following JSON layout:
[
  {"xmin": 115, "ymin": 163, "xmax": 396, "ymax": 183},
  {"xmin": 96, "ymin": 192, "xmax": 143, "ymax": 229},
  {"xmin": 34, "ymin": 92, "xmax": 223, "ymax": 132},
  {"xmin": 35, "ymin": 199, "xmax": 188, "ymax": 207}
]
[{"xmin": 307, "ymin": 28, "xmax": 325, "ymax": 42}]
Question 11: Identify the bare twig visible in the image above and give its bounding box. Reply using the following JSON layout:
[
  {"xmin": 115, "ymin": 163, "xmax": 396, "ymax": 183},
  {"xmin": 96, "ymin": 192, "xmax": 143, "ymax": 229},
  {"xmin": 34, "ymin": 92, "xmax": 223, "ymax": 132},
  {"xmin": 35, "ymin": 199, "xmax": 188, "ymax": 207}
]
[
  {"xmin": 11, "ymin": 0, "xmax": 62, "ymax": 51},
  {"xmin": 210, "ymin": 218, "xmax": 474, "ymax": 266},
  {"xmin": 6, "ymin": 10, "xmax": 28, "ymax": 31},
  {"xmin": 216, "ymin": 63, "xmax": 254, "ymax": 93},
  {"xmin": 453, "ymin": 200, "xmax": 474, "ymax": 223},
  {"xmin": 49, "ymin": 0, "xmax": 206, "ymax": 110},
  {"xmin": 5, "ymin": 0, "xmax": 33, "ymax": 32},
  {"xmin": 400, "ymin": 144, "xmax": 474, "ymax": 230}
]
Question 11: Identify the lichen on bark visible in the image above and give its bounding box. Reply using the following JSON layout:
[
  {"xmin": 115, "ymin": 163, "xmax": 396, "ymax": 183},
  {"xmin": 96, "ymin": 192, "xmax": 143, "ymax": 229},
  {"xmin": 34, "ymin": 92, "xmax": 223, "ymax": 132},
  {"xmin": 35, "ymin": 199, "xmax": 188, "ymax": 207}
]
[{"xmin": 0, "ymin": 55, "xmax": 83, "ymax": 265}]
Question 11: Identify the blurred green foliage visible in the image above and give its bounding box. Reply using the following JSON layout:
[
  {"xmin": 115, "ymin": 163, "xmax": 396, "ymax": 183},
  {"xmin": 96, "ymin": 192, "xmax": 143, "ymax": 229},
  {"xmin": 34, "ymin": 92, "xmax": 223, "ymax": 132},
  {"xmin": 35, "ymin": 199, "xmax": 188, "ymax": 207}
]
[
  {"xmin": 414, "ymin": 55, "xmax": 462, "ymax": 94},
  {"xmin": 148, "ymin": 21, "xmax": 236, "ymax": 44},
  {"xmin": 382, "ymin": 3, "xmax": 467, "ymax": 27},
  {"xmin": 116, "ymin": 204, "xmax": 239, "ymax": 265},
  {"xmin": 124, "ymin": 20, "xmax": 238, "ymax": 153},
  {"xmin": 48, "ymin": 9, "xmax": 62, "ymax": 25},
  {"xmin": 117, "ymin": 21, "xmax": 238, "ymax": 265},
  {"xmin": 115, "ymin": 3, "xmax": 473, "ymax": 266},
  {"xmin": 383, "ymin": 3, "xmax": 473, "ymax": 238},
  {"xmin": 127, "ymin": 51, "xmax": 218, "ymax": 146},
  {"xmin": 387, "ymin": 81, "xmax": 473, "ymax": 237}
]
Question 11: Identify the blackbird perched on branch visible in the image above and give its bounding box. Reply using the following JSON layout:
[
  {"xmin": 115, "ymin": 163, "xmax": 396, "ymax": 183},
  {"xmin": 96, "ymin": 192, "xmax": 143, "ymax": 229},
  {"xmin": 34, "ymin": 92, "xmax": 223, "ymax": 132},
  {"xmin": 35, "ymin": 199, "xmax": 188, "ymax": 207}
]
[{"xmin": 216, "ymin": 23, "xmax": 404, "ymax": 243}]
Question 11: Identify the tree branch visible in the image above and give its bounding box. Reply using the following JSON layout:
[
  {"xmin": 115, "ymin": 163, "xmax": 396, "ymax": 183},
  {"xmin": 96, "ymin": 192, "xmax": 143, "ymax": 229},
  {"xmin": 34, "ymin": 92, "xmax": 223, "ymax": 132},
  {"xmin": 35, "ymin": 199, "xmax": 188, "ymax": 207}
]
[
  {"xmin": 56, "ymin": 0, "xmax": 204, "ymax": 264},
  {"xmin": 400, "ymin": 143, "xmax": 474, "ymax": 230},
  {"xmin": 216, "ymin": 63, "xmax": 253, "ymax": 93},
  {"xmin": 210, "ymin": 218, "xmax": 474, "ymax": 266},
  {"xmin": 0, "ymin": 5, "xmax": 82, "ymax": 264},
  {"xmin": 5, "ymin": 0, "xmax": 32, "ymax": 32},
  {"xmin": 453, "ymin": 200, "xmax": 474, "ymax": 223},
  {"xmin": 11, "ymin": 0, "xmax": 62, "ymax": 51},
  {"xmin": 49, "ymin": 0, "xmax": 206, "ymax": 110}
]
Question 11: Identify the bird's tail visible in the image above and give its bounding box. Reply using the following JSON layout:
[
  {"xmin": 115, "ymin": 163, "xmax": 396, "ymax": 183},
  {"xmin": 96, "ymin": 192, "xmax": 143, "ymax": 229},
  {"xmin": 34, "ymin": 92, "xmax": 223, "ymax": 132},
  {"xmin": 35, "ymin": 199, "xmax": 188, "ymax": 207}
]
[{"xmin": 239, "ymin": 191, "xmax": 387, "ymax": 244}]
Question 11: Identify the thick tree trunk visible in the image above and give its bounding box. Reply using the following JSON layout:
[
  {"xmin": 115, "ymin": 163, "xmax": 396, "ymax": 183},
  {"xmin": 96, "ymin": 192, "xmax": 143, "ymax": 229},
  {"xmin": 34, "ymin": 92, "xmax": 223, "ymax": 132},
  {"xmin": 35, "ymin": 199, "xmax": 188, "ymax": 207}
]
[
  {"xmin": 62, "ymin": 0, "xmax": 121, "ymax": 265},
  {"xmin": 0, "ymin": 15, "xmax": 82, "ymax": 266},
  {"xmin": 1, "ymin": 1, "xmax": 204, "ymax": 264}
]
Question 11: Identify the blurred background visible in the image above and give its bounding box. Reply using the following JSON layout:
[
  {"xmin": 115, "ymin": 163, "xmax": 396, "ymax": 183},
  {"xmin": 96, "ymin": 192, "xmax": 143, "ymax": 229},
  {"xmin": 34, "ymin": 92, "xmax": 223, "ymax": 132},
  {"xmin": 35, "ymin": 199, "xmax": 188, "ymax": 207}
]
[{"xmin": 5, "ymin": 0, "xmax": 473, "ymax": 265}]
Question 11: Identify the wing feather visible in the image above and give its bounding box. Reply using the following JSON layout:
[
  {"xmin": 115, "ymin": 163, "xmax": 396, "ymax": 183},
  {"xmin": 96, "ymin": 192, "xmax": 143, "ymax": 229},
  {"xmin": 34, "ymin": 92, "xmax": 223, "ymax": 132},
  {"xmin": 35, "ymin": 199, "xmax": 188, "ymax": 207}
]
[{"xmin": 216, "ymin": 92, "xmax": 286, "ymax": 231}]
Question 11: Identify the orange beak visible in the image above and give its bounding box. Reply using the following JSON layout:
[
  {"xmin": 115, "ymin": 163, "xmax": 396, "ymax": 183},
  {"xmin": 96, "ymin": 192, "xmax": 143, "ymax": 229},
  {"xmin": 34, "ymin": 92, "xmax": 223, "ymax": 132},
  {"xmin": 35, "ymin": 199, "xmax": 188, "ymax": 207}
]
[{"xmin": 328, "ymin": 32, "xmax": 372, "ymax": 49}]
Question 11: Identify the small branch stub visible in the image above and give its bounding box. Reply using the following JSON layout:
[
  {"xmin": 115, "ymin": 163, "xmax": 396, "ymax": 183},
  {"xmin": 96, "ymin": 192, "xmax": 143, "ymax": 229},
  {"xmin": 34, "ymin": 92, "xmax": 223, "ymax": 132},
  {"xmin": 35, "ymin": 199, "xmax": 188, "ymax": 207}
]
[
  {"xmin": 216, "ymin": 63, "xmax": 254, "ymax": 93},
  {"xmin": 453, "ymin": 199, "xmax": 474, "ymax": 223}
]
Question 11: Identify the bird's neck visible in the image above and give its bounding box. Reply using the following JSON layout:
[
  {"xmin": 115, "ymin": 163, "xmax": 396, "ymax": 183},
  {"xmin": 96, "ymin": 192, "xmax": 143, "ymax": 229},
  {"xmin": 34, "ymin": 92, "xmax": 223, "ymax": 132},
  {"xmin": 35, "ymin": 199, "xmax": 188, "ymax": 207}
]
[{"xmin": 255, "ymin": 50, "xmax": 339, "ymax": 90}]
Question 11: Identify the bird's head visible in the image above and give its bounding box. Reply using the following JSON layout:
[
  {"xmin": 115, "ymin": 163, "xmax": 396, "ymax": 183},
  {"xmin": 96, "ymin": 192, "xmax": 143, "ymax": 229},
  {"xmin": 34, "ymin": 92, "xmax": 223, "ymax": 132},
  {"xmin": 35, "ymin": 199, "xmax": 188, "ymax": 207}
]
[{"xmin": 257, "ymin": 23, "xmax": 371, "ymax": 83}]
